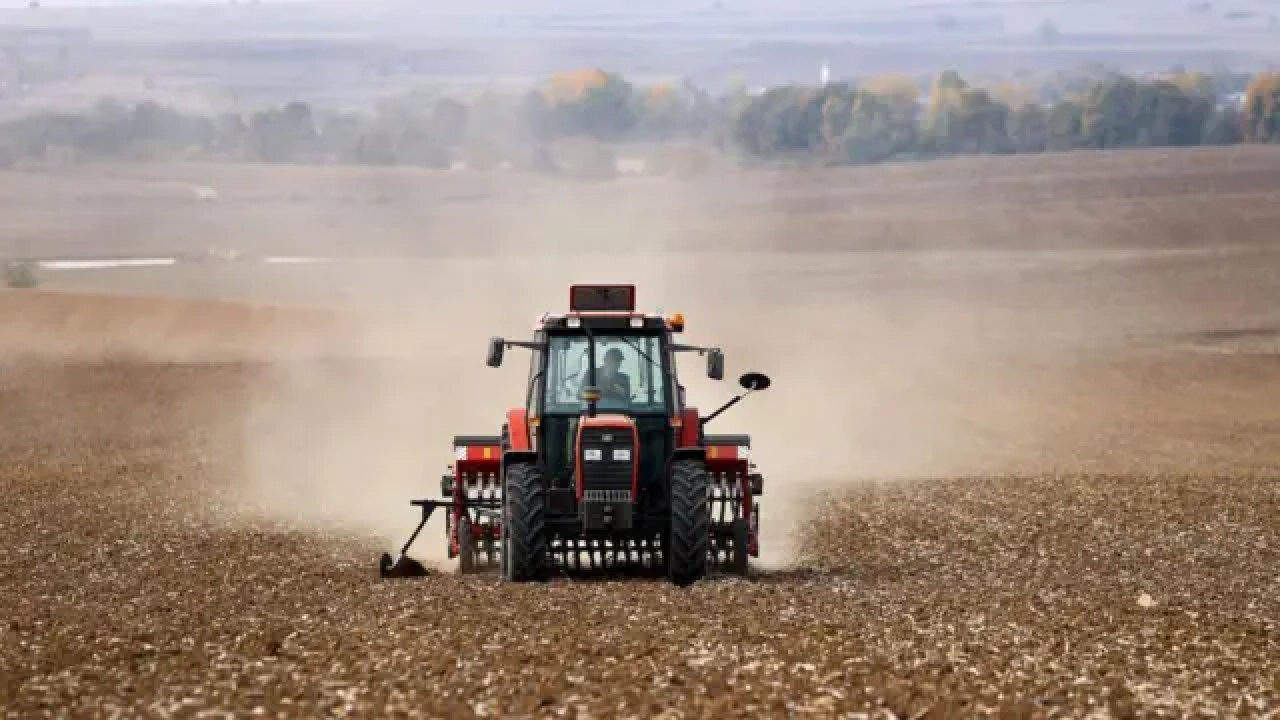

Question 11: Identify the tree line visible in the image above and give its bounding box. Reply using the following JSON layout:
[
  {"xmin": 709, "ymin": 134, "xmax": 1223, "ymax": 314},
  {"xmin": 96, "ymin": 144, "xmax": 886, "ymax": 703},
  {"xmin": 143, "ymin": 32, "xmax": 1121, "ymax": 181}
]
[{"xmin": 1, "ymin": 67, "xmax": 1278, "ymax": 172}]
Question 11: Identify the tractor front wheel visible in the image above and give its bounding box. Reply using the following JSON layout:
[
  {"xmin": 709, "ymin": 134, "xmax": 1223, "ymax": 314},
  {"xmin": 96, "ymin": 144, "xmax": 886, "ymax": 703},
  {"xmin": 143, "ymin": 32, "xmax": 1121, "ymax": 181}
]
[
  {"xmin": 502, "ymin": 462, "xmax": 548, "ymax": 582},
  {"xmin": 667, "ymin": 458, "xmax": 710, "ymax": 587}
]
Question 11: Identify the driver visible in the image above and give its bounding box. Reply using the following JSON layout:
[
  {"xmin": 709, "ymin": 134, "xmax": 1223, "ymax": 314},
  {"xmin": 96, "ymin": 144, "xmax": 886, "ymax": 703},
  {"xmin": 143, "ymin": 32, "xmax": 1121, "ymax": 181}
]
[{"xmin": 594, "ymin": 347, "xmax": 631, "ymax": 404}]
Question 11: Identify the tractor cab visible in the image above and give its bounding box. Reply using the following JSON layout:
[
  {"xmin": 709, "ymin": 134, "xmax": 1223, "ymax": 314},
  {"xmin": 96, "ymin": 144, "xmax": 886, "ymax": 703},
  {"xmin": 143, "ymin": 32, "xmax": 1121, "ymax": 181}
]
[{"xmin": 486, "ymin": 285, "xmax": 725, "ymax": 515}]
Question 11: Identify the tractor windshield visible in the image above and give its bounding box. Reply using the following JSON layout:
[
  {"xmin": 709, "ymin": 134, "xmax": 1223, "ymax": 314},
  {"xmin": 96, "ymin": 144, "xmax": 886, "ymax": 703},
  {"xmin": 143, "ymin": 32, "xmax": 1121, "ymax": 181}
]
[{"xmin": 543, "ymin": 333, "xmax": 669, "ymax": 415}]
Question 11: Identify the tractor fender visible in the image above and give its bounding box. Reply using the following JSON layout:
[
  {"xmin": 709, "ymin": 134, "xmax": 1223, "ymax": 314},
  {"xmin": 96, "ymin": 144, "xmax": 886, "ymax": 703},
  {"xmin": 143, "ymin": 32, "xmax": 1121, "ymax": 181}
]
[
  {"xmin": 504, "ymin": 408, "xmax": 532, "ymax": 451},
  {"xmin": 501, "ymin": 450, "xmax": 538, "ymax": 477},
  {"xmin": 676, "ymin": 407, "xmax": 701, "ymax": 448},
  {"xmin": 668, "ymin": 447, "xmax": 707, "ymax": 467}
]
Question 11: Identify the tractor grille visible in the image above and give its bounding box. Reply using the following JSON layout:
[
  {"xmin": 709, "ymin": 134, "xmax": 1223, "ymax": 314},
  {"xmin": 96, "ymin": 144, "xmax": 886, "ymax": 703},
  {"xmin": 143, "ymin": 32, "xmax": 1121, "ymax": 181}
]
[
  {"xmin": 584, "ymin": 489, "xmax": 631, "ymax": 503},
  {"xmin": 580, "ymin": 427, "xmax": 634, "ymax": 494}
]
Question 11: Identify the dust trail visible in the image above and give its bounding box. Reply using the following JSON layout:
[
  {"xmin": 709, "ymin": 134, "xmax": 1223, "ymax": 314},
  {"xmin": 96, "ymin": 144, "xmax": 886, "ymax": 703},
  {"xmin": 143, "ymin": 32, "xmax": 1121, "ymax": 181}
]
[
  {"xmin": 223, "ymin": 244, "xmax": 1066, "ymax": 573},
  {"xmin": 3, "ymin": 166, "xmax": 1206, "ymax": 573}
]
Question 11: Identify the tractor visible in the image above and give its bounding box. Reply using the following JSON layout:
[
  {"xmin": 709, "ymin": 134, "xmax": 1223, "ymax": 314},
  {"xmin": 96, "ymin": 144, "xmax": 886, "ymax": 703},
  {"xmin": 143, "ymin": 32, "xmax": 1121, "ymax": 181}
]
[{"xmin": 379, "ymin": 284, "xmax": 770, "ymax": 586}]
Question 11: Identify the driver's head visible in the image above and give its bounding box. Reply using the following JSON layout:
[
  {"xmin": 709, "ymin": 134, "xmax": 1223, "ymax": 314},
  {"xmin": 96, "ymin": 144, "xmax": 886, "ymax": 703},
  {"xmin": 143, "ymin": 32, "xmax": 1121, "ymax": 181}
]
[{"xmin": 602, "ymin": 347, "xmax": 624, "ymax": 370}]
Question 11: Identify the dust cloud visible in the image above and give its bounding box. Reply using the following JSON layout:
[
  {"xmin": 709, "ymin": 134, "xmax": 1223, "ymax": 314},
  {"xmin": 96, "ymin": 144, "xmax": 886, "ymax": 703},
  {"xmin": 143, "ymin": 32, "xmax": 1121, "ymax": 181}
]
[
  {"xmin": 1, "ymin": 167, "xmax": 1169, "ymax": 573},
  {"xmin": 213, "ymin": 173, "xmax": 1085, "ymax": 573}
]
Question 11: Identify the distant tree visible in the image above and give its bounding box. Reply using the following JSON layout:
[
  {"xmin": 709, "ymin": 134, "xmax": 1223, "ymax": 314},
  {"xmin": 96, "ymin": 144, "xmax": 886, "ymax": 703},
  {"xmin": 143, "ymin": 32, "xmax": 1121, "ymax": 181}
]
[
  {"xmin": 1008, "ymin": 103, "xmax": 1050, "ymax": 152},
  {"xmin": 1079, "ymin": 74, "xmax": 1142, "ymax": 147},
  {"xmin": 732, "ymin": 85, "xmax": 821, "ymax": 156},
  {"xmin": 313, "ymin": 111, "xmax": 363, "ymax": 161},
  {"xmin": 539, "ymin": 69, "xmax": 637, "ymax": 140},
  {"xmin": 1146, "ymin": 80, "xmax": 1214, "ymax": 146},
  {"xmin": 1202, "ymin": 105, "xmax": 1243, "ymax": 145},
  {"xmin": 1242, "ymin": 72, "xmax": 1280, "ymax": 142},
  {"xmin": 1167, "ymin": 70, "xmax": 1215, "ymax": 98},
  {"xmin": 631, "ymin": 82, "xmax": 710, "ymax": 140},
  {"xmin": 248, "ymin": 101, "xmax": 319, "ymax": 162},
  {"xmin": 351, "ymin": 128, "xmax": 397, "ymax": 165},
  {"xmin": 1047, "ymin": 99, "xmax": 1085, "ymax": 150},
  {"xmin": 923, "ymin": 72, "xmax": 1013, "ymax": 154},
  {"xmin": 680, "ymin": 79, "xmax": 717, "ymax": 138},
  {"xmin": 837, "ymin": 87, "xmax": 920, "ymax": 163},
  {"xmin": 989, "ymin": 81, "xmax": 1037, "ymax": 108},
  {"xmin": 861, "ymin": 73, "xmax": 915, "ymax": 94},
  {"xmin": 730, "ymin": 80, "xmax": 919, "ymax": 164},
  {"xmin": 1078, "ymin": 75, "xmax": 1208, "ymax": 147}
]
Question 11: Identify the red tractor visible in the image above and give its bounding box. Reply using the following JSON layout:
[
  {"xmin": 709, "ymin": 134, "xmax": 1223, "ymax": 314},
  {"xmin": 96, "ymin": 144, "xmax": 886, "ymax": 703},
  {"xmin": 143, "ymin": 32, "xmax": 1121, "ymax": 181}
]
[{"xmin": 379, "ymin": 284, "xmax": 770, "ymax": 586}]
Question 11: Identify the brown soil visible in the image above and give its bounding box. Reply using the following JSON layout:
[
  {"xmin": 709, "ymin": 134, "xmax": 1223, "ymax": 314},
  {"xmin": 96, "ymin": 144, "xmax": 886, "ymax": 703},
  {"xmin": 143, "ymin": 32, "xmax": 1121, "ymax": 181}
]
[
  {"xmin": 2, "ymin": 148, "xmax": 1280, "ymax": 717},
  {"xmin": 1, "ymin": 358, "xmax": 1276, "ymax": 718}
]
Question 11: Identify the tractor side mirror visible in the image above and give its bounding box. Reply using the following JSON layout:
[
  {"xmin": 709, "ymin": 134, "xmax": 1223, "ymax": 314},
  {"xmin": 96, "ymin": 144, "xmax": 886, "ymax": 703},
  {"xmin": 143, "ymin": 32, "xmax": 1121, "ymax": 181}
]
[
  {"xmin": 739, "ymin": 371, "xmax": 771, "ymax": 391},
  {"xmin": 486, "ymin": 337, "xmax": 505, "ymax": 367},
  {"xmin": 706, "ymin": 349, "xmax": 724, "ymax": 380}
]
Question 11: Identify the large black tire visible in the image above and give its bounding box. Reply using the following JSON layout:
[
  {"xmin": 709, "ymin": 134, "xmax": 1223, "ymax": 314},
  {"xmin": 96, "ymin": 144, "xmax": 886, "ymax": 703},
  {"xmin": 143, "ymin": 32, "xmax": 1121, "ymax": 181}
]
[
  {"xmin": 502, "ymin": 462, "xmax": 548, "ymax": 582},
  {"xmin": 667, "ymin": 458, "xmax": 710, "ymax": 587}
]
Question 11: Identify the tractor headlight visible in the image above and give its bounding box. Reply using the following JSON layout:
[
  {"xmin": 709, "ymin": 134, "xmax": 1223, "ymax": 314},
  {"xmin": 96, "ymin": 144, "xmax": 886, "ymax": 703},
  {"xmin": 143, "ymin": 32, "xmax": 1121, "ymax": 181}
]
[
  {"xmin": 583, "ymin": 448, "xmax": 602, "ymax": 461},
  {"xmin": 612, "ymin": 448, "xmax": 631, "ymax": 462},
  {"xmin": 455, "ymin": 446, "xmax": 467, "ymax": 461}
]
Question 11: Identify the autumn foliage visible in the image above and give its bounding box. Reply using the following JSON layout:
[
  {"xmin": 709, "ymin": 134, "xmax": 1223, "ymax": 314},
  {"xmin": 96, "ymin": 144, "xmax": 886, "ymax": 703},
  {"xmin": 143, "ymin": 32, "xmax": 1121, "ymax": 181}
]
[
  {"xmin": 0, "ymin": 66, "xmax": 1277, "ymax": 170},
  {"xmin": 1242, "ymin": 72, "xmax": 1280, "ymax": 142}
]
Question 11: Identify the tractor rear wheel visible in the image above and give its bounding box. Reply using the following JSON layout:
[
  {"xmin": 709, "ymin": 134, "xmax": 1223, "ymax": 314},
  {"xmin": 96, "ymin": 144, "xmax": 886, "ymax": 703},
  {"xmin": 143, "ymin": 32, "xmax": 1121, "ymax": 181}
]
[
  {"xmin": 667, "ymin": 458, "xmax": 710, "ymax": 586},
  {"xmin": 502, "ymin": 462, "xmax": 548, "ymax": 582}
]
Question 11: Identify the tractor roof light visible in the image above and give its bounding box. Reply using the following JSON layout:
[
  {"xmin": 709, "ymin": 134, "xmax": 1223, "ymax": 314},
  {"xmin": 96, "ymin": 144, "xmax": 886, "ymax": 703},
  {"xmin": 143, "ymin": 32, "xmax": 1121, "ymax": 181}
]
[
  {"xmin": 669, "ymin": 313, "xmax": 685, "ymax": 332},
  {"xmin": 569, "ymin": 284, "xmax": 636, "ymax": 312},
  {"xmin": 567, "ymin": 316, "xmax": 582, "ymax": 328}
]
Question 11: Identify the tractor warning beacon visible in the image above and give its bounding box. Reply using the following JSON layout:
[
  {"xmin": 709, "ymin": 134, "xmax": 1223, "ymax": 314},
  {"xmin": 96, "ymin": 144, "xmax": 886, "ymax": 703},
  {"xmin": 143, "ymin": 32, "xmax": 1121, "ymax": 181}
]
[{"xmin": 379, "ymin": 284, "xmax": 771, "ymax": 586}]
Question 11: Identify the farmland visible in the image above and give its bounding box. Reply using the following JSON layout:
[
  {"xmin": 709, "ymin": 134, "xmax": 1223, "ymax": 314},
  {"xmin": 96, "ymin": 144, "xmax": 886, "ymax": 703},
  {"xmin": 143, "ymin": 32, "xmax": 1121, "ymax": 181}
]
[{"xmin": 2, "ymin": 146, "xmax": 1279, "ymax": 716}]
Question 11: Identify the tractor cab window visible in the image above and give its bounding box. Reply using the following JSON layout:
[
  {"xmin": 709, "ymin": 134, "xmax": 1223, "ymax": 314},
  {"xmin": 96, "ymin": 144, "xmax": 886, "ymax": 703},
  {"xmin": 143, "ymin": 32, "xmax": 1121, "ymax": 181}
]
[{"xmin": 543, "ymin": 333, "xmax": 668, "ymax": 415}]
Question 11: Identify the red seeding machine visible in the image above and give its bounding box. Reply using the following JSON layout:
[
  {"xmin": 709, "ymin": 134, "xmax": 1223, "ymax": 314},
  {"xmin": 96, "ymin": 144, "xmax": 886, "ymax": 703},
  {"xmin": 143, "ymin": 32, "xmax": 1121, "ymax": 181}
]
[{"xmin": 379, "ymin": 284, "xmax": 771, "ymax": 586}]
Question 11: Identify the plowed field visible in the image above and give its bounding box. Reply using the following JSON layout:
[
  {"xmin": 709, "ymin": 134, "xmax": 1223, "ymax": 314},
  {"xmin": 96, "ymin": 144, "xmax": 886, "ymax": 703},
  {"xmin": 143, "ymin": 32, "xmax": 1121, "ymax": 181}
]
[
  {"xmin": 2, "ymin": 358, "xmax": 1276, "ymax": 718},
  {"xmin": 3, "ymin": 149, "xmax": 1280, "ymax": 717}
]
